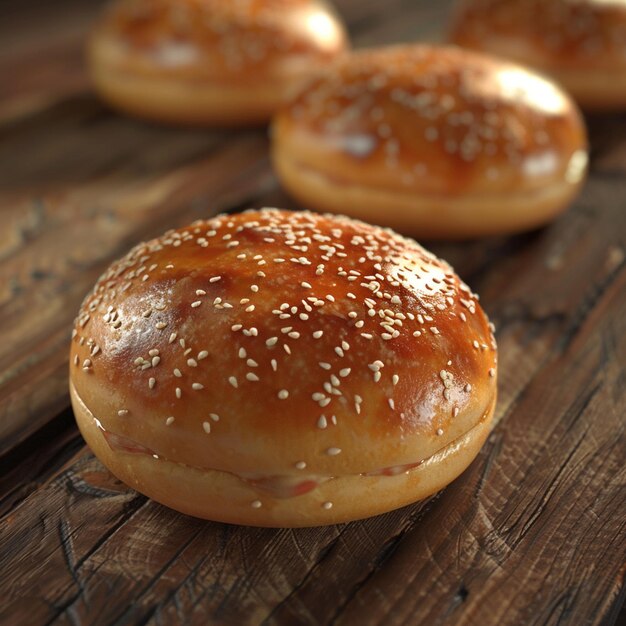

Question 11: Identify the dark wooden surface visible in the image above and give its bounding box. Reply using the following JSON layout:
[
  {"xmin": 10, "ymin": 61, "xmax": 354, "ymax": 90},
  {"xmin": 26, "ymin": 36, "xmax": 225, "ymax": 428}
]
[{"xmin": 0, "ymin": 1, "xmax": 625, "ymax": 624}]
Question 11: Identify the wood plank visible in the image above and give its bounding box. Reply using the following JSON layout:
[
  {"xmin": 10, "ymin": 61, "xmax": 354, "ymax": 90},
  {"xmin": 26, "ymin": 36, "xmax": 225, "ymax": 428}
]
[{"xmin": 0, "ymin": 409, "xmax": 81, "ymax": 518}]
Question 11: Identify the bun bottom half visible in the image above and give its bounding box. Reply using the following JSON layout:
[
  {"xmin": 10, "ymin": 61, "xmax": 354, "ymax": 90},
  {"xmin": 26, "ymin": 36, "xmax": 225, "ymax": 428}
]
[
  {"xmin": 71, "ymin": 383, "xmax": 496, "ymax": 527},
  {"xmin": 273, "ymin": 151, "xmax": 583, "ymax": 239},
  {"xmin": 90, "ymin": 61, "xmax": 284, "ymax": 126}
]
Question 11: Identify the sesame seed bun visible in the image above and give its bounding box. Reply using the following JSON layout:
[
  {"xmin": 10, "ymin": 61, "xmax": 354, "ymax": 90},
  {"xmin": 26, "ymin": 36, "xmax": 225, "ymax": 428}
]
[
  {"xmin": 69, "ymin": 209, "xmax": 497, "ymax": 526},
  {"xmin": 450, "ymin": 0, "xmax": 626, "ymax": 111},
  {"xmin": 271, "ymin": 45, "xmax": 588, "ymax": 239},
  {"xmin": 87, "ymin": 0, "xmax": 349, "ymax": 125}
]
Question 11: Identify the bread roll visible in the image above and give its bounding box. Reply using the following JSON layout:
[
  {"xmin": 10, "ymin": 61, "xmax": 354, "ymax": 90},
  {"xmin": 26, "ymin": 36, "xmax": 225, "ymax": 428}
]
[
  {"xmin": 271, "ymin": 45, "xmax": 588, "ymax": 239},
  {"xmin": 70, "ymin": 209, "xmax": 497, "ymax": 526},
  {"xmin": 450, "ymin": 0, "xmax": 626, "ymax": 110},
  {"xmin": 88, "ymin": 0, "xmax": 349, "ymax": 125}
]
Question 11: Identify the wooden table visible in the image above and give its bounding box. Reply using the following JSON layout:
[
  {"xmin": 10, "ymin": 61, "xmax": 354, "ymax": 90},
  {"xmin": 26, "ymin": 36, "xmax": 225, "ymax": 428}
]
[{"xmin": 1, "ymin": 1, "xmax": 625, "ymax": 624}]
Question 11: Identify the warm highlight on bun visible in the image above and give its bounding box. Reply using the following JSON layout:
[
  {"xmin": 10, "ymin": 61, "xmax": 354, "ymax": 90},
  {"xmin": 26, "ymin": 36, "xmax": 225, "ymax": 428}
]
[
  {"xmin": 272, "ymin": 45, "xmax": 588, "ymax": 239},
  {"xmin": 70, "ymin": 209, "xmax": 497, "ymax": 526},
  {"xmin": 88, "ymin": 0, "xmax": 349, "ymax": 125},
  {"xmin": 450, "ymin": 0, "xmax": 626, "ymax": 111}
]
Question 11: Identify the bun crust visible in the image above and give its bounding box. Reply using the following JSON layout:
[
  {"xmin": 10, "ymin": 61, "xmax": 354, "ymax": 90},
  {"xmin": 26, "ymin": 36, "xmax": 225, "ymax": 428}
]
[
  {"xmin": 450, "ymin": 0, "xmax": 626, "ymax": 110},
  {"xmin": 88, "ymin": 0, "xmax": 348, "ymax": 125},
  {"xmin": 69, "ymin": 209, "xmax": 497, "ymax": 525},
  {"xmin": 271, "ymin": 45, "xmax": 588, "ymax": 238}
]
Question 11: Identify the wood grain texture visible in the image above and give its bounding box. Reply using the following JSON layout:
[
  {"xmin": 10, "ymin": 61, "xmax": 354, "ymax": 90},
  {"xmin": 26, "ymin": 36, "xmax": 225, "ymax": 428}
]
[{"xmin": 0, "ymin": 0, "xmax": 624, "ymax": 625}]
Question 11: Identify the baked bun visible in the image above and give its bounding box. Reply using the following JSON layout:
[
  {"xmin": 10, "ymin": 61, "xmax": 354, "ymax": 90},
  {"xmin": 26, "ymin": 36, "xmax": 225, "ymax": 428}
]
[
  {"xmin": 69, "ymin": 209, "xmax": 497, "ymax": 527},
  {"xmin": 88, "ymin": 0, "xmax": 348, "ymax": 125},
  {"xmin": 271, "ymin": 45, "xmax": 588, "ymax": 239},
  {"xmin": 450, "ymin": 0, "xmax": 626, "ymax": 111}
]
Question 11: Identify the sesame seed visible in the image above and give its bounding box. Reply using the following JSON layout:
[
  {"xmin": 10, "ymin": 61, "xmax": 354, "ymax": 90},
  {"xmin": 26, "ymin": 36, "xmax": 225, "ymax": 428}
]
[
  {"xmin": 327, "ymin": 447, "xmax": 342, "ymax": 456},
  {"xmin": 174, "ymin": 368, "xmax": 182, "ymax": 377},
  {"xmin": 165, "ymin": 416, "xmax": 175, "ymax": 426},
  {"xmin": 187, "ymin": 359, "xmax": 197, "ymax": 367},
  {"xmin": 229, "ymin": 376, "xmax": 238, "ymax": 388},
  {"xmin": 191, "ymin": 301, "xmax": 202, "ymax": 308},
  {"xmin": 209, "ymin": 276, "xmax": 221, "ymax": 283},
  {"xmin": 322, "ymin": 502, "xmax": 333, "ymax": 510},
  {"xmin": 313, "ymin": 330, "xmax": 324, "ymax": 339},
  {"xmin": 251, "ymin": 500, "xmax": 262, "ymax": 509},
  {"xmin": 392, "ymin": 374, "xmax": 399, "ymax": 385},
  {"xmin": 246, "ymin": 372, "xmax": 259, "ymax": 382},
  {"xmin": 192, "ymin": 383, "xmax": 204, "ymax": 390},
  {"xmin": 198, "ymin": 351, "xmax": 209, "ymax": 360},
  {"xmin": 317, "ymin": 415, "xmax": 328, "ymax": 429},
  {"xmin": 278, "ymin": 389, "xmax": 289, "ymax": 399},
  {"xmin": 176, "ymin": 387, "xmax": 182, "ymax": 399},
  {"xmin": 149, "ymin": 377, "xmax": 156, "ymax": 389},
  {"xmin": 202, "ymin": 421, "xmax": 211, "ymax": 434},
  {"xmin": 489, "ymin": 368, "xmax": 496, "ymax": 377},
  {"xmin": 295, "ymin": 461, "xmax": 307, "ymax": 470},
  {"xmin": 436, "ymin": 428, "xmax": 444, "ymax": 436},
  {"xmin": 118, "ymin": 409, "xmax": 128, "ymax": 417}
]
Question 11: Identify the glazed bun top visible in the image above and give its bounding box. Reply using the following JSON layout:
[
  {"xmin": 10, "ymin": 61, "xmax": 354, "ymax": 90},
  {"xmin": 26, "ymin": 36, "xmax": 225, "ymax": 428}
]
[
  {"xmin": 70, "ymin": 209, "xmax": 497, "ymax": 477},
  {"xmin": 92, "ymin": 0, "xmax": 348, "ymax": 83},
  {"xmin": 273, "ymin": 45, "xmax": 587, "ymax": 198},
  {"xmin": 450, "ymin": 0, "xmax": 626, "ymax": 71}
]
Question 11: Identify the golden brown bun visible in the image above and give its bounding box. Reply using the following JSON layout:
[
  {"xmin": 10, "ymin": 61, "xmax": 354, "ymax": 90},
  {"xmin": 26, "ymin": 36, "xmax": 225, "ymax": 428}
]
[
  {"xmin": 450, "ymin": 0, "xmax": 626, "ymax": 111},
  {"xmin": 271, "ymin": 45, "xmax": 588, "ymax": 239},
  {"xmin": 69, "ymin": 209, "xmax": 497, "ymax": 526},
  {"xmin": 88, "ymin": 0, "xmax": 349, "ymax": 125}
]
